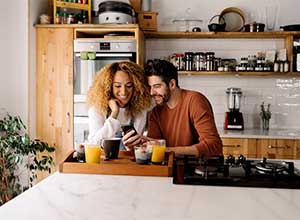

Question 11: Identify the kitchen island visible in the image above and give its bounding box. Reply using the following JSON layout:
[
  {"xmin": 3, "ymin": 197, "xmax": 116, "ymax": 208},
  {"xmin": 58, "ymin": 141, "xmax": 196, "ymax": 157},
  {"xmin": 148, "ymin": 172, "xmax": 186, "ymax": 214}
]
[{"xmin": 1, "ymin": 169, "xmax": 300, "ymax": 220}]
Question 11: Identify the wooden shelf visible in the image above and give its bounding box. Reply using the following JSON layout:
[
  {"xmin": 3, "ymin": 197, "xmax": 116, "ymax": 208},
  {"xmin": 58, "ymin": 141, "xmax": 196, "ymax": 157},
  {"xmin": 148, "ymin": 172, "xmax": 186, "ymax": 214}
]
[
  {"xmin": 56, "ymin": 1, "xmax": 90, "ymax": 10},
  {"xmin": 53, "ymin": 0, "xmax": 92, "ymax": 24},
  {"xmin": 144, "ymin": 31, "xmax": 300, "ymax": 76},
  {"xmin": 144, "ymin": 31, "xmax": 300, "ymax": 39},
  {"xmin": 178, "ymin": 71, "xmax": 300, "ymax": 76}
]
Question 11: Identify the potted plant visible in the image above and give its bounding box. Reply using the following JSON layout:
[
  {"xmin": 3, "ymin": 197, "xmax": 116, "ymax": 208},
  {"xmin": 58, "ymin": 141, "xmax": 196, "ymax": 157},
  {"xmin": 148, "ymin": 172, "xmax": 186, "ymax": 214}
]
[{"xmin": 0, "ymin": 113, "xmax": 55, "ymax": 206}]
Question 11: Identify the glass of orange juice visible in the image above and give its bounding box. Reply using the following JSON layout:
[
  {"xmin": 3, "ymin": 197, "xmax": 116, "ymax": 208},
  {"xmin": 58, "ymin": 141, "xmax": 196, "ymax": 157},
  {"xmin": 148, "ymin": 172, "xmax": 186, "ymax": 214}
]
[
  {"xmin": 85, "ymin": 144, "xmax": 101, "ymax": 164},
  {"xmin": 149, "ymin": 139, "xmax": 166, "ymax": 164}
]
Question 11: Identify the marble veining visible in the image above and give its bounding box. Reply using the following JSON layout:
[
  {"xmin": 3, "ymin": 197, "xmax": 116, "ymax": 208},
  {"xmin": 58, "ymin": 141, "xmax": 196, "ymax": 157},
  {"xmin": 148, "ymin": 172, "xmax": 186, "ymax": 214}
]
[
  {"xmin": 219, "ymin": 128, "xmax": 300, "ymax": 139},
  {"xmin": 1, "ymin": 172, "xmax": 300, "ymax": 220}
]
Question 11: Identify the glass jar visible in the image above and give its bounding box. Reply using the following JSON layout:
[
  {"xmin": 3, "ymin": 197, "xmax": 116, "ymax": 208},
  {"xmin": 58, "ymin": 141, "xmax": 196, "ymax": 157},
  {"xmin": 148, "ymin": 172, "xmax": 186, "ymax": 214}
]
[
  {"xmin": 205, "ymin": 52, "xmax": 215, "ymax": 71},
  {"xmin": 184, "ymin": 52, "xmax": 194, "ymax": 71}
]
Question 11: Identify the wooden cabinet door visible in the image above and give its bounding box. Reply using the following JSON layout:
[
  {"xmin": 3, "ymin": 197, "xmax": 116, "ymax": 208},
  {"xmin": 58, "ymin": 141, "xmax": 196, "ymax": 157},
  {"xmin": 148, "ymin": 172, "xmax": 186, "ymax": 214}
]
[
  {"xmin": 221, "ymin": 138, "xmax": 256, "ymax": 158},
  {"xmin": 256, "ymin": 139, "xmax": 294, "ymax": 159},
  {"xmin": 36, "ymin": 27, "xmax": 74, "ymax": 177},
  {"xmin": 294, "ymin": 140, "xmax": 300, "ymax": 159}
]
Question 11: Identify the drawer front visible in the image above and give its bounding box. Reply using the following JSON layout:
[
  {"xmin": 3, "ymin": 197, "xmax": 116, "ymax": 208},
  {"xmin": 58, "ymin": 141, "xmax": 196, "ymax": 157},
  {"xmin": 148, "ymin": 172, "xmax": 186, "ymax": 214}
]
[
  {"xmin": 295, "ymin": 140, "xmax": 300, "ymax": 159},
  {"xmin": 221, "ymin": 138, "xmax": 256, "ymax": 158},
  {"xmin": 256, "ymin": 139, "xmax": 294, "ymax": 159}
]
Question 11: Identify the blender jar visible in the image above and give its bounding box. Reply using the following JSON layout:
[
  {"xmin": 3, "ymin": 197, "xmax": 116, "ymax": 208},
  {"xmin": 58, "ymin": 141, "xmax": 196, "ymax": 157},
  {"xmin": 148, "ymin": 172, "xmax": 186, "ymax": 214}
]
[{"xmin": 226, "ymin": 87, "xmax": 242, "ymax": 111}]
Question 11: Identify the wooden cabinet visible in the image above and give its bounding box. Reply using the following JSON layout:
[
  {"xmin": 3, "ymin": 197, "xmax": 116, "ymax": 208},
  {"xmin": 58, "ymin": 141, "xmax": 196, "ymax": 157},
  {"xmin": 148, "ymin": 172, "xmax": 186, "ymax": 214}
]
[
  {"xmin": 221, "ymin": 138, "xmax": 256, "ymax": 158},
  {"xmin": 256, "ymin": 139, "xmax": 294, "ymax": 159},
  {"xmin": 53, "ymin": 0, "xmax": 92, "ymax": 24},
  {"xmin": 36, "ymin": 27, "xmax": 74, "ymax": 177},
  {"xmin": 144, "ymin": 31, "xmax": 300, "ymax": 76},
  {"xmin": 35, "ymin": 25, "xmax": 144, "ymax": 180},
  {"xmin": 293, "ymin": 140, "xmax": 300, "ymax": 159},
  {"xmin": 222, "ymin": 137, "xmax": 300, "ymax": 159}
]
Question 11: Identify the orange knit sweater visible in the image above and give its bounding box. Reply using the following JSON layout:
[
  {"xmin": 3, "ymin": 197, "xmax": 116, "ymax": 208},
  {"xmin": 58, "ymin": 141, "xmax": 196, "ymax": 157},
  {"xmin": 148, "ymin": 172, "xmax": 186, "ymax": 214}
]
[{"xmin": 147, "ymin": 89, "xmax": 223, "ymax": 157}]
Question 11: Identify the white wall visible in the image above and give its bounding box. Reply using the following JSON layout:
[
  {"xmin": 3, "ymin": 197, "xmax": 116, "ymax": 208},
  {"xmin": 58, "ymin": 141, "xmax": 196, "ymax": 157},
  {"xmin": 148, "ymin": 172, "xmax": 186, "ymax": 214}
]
[
  {"xmin": 2, "ymin": 0, "xmax": 300, "ymax": 131},
  {"xmin": 0, "ymin": 1, "xmax": 28, "ymax": 121},
  {"xmin": 29, "ymin": 0, "xmax": 49, "ymax": 136},
  {"xmin": 144, "ymin": 0, "xmax": 300, "ymax": 130}
]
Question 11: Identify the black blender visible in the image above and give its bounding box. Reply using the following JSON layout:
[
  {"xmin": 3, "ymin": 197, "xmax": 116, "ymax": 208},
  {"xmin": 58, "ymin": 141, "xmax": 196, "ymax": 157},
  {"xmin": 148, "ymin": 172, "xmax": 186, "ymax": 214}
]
[{"xmin": 224, "ymin": 87, "xmax": 244, "ymax": 130}]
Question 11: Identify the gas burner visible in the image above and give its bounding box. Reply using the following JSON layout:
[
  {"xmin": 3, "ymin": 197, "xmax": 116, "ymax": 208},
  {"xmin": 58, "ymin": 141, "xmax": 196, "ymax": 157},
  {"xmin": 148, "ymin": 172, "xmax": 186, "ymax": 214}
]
[
  {"xmin": 195, "ymin": 165, "xmax": 218, "ymax": 177},
  {"xmin": 255, "ymin": 158, "xmax": 286, "ymax": 175},
  {"xmin": 226, "ymin": 154, "xmax": 246, "ymax": 166},
  {"xmin": 173, "ymin": 155, "xmax": 300, "ymax": 189}
]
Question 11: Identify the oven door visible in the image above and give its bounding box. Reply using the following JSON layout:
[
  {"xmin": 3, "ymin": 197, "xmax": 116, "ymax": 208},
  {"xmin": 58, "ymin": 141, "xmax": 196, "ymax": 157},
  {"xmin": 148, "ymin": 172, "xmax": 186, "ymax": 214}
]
[{"xmin": 73, "ymin": 52, "xmax": 136, "ymax": 143}]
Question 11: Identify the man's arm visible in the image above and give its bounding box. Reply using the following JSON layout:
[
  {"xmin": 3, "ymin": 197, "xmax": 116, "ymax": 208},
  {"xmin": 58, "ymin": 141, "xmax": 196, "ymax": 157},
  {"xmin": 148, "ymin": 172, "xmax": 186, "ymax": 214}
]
[{"xmin": 190, "ymin": 93, "xmax": 223, "ymax": 157}]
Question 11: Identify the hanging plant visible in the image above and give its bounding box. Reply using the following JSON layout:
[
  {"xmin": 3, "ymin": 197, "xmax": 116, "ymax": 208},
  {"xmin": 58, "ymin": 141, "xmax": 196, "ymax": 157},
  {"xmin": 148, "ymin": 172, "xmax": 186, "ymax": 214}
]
[{"xmin": 0, "ymin": 113, "xmax": 55, "ymax": 206}]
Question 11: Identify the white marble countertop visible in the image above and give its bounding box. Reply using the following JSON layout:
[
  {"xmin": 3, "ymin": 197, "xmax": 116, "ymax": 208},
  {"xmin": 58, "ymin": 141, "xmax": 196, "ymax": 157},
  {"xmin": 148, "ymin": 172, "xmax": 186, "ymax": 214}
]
[
  {"xmin": 219, "ymin": 128, "xmax": 300, "ymax": 139},
  {"xmin": 1, "ymin": 168, "xmax": 300, "ymax": 220}
]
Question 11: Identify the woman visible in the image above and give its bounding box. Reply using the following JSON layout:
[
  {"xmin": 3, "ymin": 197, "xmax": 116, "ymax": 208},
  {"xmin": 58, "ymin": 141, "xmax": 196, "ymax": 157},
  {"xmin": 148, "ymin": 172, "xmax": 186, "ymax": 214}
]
[{"xmin": 87, "ymin": 61, "xmax": 152, "ymax": 147}]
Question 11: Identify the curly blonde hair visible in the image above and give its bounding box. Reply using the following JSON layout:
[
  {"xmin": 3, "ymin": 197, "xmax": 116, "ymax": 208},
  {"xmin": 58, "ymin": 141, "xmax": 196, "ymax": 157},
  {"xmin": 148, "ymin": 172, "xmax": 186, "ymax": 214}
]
[{"xmin": 87, "ymin": 61, "xmax": 151, "ymax": 117}]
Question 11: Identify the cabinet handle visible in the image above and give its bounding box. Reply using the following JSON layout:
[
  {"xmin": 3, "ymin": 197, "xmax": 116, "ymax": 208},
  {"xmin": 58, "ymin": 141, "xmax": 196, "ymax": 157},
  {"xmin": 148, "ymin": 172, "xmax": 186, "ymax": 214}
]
[
  {"xmin": 223, "ymin": 144, "xmax": 241, "ymax": 148},
  {"xmin": 67, "ymin": 112, "xmax": 71, "ymax": 133},
  {"xmin": 268, "ymin": 145, "xmax": 291, "ymax": 149}
]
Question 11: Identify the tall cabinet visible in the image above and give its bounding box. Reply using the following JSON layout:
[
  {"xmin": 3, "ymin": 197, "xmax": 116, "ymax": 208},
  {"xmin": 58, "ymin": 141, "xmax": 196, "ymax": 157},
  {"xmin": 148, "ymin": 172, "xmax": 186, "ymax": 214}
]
[
  {"xmin": 36, "ymin": 27, "xmax": 74, "ymax": 177},
  {"xmin": 36, "ymin": 25, "xmax": 144, "ymax": 179}
]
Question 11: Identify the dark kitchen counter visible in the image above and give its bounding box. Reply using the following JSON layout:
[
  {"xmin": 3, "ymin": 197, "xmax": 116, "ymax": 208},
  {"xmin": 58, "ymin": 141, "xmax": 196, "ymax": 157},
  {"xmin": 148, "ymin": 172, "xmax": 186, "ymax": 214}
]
[{"xmin": 219, "ymin": 128, "xmax": 300, "ymax": 139}]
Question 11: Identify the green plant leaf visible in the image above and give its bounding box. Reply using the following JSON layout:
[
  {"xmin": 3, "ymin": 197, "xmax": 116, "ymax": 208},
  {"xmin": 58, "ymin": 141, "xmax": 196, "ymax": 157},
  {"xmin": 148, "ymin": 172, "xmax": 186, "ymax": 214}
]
[{"xmin": 0, "ymin": 112, "xmax": 55, "ymax": 206}]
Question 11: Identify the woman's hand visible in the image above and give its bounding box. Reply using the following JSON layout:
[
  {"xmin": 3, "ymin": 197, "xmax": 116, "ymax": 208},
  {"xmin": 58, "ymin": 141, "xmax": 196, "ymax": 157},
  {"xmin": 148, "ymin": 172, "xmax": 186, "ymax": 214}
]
[{"xmin": 108, "ymin": 99, "xmax": 120, "ymax": 119}]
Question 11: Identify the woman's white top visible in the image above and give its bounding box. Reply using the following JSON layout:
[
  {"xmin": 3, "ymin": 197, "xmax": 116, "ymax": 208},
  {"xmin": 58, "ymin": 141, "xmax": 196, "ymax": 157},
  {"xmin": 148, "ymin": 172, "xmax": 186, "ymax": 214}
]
[{"xmin": 88, "ymin": 106, "xmax": 149, "ymax": 144}]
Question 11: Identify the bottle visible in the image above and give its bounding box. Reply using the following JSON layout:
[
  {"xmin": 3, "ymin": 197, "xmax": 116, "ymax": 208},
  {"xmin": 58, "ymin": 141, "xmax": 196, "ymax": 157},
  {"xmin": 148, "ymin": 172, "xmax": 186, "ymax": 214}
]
[
  {"xmin": 55, "ymin": 12, "xmax": 61, "ymax": 24},
  {"xmin": 284, "ymin": 60, "xmax": 289, "ymax": 72},
  {"xmin": 295, "ymin": 46, "xmax": 300, "ymax": 72},
  {"xmin": 273, "ymin": 60, "xmax": 279, "ymax": 72},
  {"xmin": 62, "ymin": 8, "xmax": 68, "ymax": 24}
]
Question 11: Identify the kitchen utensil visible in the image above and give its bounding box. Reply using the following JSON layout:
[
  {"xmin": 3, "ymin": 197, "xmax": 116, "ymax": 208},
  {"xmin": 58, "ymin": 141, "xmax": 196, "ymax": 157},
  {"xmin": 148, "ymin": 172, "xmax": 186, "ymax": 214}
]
[
  {"xmin": 265, "ymin": 5, "xmax": 278, "ymax": 31},
  {"xmin": 208, "ymin": 15, "xmax": 226, "ymax": 32},
  {"xmin": 280, "ymin": 24, "xmax": 300, "ymax": 31},
  {"xmin": 98, "ymin": 1, "xmax": 135, "ymax": 24},
  {"xmin": 172, "ymin": 18, "xmax": 203, "ymax": 32},
  {"xmin": 244, "ymin": 22, "xmax": 265, "ymax": 32},
  {"xmin": 141, "ymin": 0, "xmax": 152, "ymax": 11},
  {"xmin": 192, "ymin": 27, "xmax": 201, "ymax": 32},
  {"xmin": 224, "ymin": 87, "xmax": 244, "ymax": 130},
  {"xmin": 220, "ymin": 7, "xmax": 245, "ymax": 32}
]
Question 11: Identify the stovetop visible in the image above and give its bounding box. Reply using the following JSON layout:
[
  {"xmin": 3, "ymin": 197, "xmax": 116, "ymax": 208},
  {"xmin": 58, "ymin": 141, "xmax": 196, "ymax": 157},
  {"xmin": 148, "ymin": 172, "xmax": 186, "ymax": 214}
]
[{"xmin": 173, "ymin": 155, "xmax": 300, "ymax": 189}]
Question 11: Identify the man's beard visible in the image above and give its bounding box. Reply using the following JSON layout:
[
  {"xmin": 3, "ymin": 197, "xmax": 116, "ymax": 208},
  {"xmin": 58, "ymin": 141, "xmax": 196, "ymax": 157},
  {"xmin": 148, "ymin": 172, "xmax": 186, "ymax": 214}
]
[{"xmin": 152, "ymin": 88, "xmax": 171, "ymax": 106}]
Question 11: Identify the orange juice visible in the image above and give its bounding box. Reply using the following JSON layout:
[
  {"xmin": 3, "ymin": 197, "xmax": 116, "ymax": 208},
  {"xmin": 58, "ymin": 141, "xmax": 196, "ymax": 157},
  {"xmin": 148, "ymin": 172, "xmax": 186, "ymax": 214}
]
[
  {"xmin": 85, "ymin": 145, "xmax": 101, "ymax": 164},
  {"xmin": 151, "ymin": 145, "xmax": 166, "ymax": 164}
]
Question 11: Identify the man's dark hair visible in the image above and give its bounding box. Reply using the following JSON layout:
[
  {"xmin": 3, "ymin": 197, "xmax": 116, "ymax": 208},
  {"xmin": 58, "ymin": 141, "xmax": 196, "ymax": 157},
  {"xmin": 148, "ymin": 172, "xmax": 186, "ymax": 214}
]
[{"xmin": 144, "ymin": 59, "xmax": 179, "ymax": 88}]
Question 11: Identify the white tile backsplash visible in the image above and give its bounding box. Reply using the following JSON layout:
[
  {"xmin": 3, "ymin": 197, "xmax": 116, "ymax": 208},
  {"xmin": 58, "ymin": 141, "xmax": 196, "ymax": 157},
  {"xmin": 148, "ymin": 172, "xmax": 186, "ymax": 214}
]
[
  {"xmin": 186, "ymin": 75, "xmax": 300, "ymax": 129},
  {"xmin": 146, "ymin": 40, "xmax": 300, "ymax": 130}
]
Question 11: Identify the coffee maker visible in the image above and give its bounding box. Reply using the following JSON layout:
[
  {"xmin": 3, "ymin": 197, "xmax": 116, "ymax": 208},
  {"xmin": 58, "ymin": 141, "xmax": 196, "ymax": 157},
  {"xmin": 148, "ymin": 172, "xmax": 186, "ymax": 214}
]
[{"xmin": 224, "ymin": 87, "xmax": 244, "ymax": 130}]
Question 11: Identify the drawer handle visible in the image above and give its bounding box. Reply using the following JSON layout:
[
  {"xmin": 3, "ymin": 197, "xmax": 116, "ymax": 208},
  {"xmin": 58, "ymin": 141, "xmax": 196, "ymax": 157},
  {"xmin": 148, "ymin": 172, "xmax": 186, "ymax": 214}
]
[
  {"xmin": 223, "ymin": 144, "xmax": 241, "ymax": 148},
  {"xmin": 67, "ymin": 112, "xmax": 71, "ymax": 133},
  {"xmin": 268, "ymin": 145, "xmax": 291, "ymax": 149}
]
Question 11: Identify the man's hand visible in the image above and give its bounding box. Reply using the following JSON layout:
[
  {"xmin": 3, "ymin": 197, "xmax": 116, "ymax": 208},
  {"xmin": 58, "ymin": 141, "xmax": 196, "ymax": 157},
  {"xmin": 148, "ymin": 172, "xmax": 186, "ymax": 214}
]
[{"xmin": 122, "ymin": 130, "xmax": 150, "ymax": 150}]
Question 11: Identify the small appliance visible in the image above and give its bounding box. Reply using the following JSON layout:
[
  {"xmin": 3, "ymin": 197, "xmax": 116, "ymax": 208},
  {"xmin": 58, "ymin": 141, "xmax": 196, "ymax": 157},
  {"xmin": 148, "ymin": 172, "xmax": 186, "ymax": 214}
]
[{"xmin": 224, "ymin": 87, "xmax": 244, "ymax": 130}]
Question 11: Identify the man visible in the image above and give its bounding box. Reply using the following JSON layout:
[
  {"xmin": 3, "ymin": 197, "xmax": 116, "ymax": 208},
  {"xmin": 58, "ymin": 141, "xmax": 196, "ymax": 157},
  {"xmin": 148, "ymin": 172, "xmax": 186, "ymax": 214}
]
[{"xmin": 124, "ymin": 59, "xmax": 222, "ymax": 157}]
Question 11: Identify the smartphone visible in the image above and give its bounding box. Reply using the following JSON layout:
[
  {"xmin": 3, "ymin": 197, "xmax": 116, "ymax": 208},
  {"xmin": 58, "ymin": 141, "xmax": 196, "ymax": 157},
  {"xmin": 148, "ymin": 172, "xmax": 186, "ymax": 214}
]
[{"xmin": 121, "ymin": 124, "xmax": 137, "ymax": 136}]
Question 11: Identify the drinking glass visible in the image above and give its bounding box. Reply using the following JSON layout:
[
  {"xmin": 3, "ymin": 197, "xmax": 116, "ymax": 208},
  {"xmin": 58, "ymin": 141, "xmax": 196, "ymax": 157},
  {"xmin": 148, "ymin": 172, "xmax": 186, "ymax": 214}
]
[
  {"xmin": 265, "ymin": 6, "xmax": 278, "ymax": 31},
  {"xmin": 149, "ymin": 139, "xmax": 166, "ymax": 164},
  {"xmin": 85, "ymin": 144, "xmax": 101, "ymax": 164}
]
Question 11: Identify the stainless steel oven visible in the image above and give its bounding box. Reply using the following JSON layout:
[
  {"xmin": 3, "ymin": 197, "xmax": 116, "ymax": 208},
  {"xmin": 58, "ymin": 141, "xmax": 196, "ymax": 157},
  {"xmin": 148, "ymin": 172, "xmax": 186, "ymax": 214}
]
[{"xmin": 73, "ymin": 39, "xmax": 136, "ymax": 143}]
